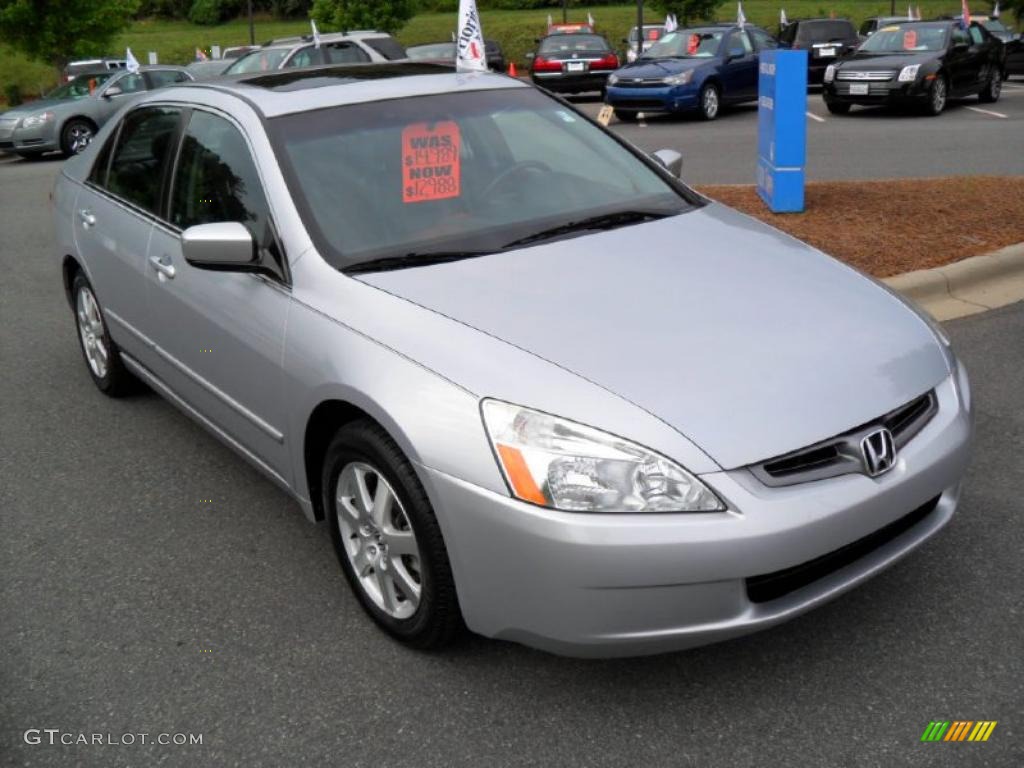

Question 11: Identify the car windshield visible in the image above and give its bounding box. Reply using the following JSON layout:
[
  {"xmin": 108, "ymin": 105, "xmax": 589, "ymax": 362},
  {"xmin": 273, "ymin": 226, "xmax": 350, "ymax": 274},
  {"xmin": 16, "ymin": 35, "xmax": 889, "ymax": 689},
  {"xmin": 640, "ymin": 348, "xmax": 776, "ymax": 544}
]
[
  {"xmin": 407, "ymin": 43, "xmax": 456, "ymax": 60},
  {"xmin": 860, "ymin": 24, "xmax": 948, "ymax": 52},
  {"xmin": 44, "ymin": 72, "xmax": 115, "ymax": 100},
  {"xmin": 796, "ymin": 21, "xmax": 855, "ymax": 43},
  {"xmin": 225, "ymin": 48, "xmax": 290, "ymax": 74},
  {"xmin": 538, "ymin": 35, "xmax": 610, "ymax": 55},
  {"xmin": 269, "ymin": 88, "xmax": 695, "ymax": 271},
  {"xmin": 643, "ymin": 29, "xmax": 724, "ymax": 58}
]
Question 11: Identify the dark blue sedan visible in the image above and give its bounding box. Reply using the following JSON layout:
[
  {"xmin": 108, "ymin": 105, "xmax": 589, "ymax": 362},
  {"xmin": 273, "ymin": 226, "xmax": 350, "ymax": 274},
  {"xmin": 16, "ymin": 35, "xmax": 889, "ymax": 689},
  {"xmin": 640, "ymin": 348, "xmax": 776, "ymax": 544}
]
[{"xmin": 605, "ymin": 23, "xmax": 778, "ymax": 120}]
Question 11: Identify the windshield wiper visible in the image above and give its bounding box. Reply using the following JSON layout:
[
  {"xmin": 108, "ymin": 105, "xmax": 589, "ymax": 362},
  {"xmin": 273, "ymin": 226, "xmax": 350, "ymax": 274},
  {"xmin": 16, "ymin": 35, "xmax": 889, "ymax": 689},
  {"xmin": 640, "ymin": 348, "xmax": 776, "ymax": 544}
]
[
  {"xmin": 502, "ymin": 210, "xmax": 676, "ymax": 250},
  {"xmin": 343, "ymin": 250, "xmax": 495, "ymax": 275}
]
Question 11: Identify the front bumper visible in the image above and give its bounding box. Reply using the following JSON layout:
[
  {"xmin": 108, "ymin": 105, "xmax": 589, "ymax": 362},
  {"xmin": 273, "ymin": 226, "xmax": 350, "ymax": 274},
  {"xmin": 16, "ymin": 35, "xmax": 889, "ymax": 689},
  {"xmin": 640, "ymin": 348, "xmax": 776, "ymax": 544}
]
[
  {"xmin": 604, "ymin": 83, "xmax": 699, "ymax": 113},
  {"xmin": 0, "ymin": 120, "xmax": 58, "ymax": 154},
  {"xmin": 824, "ymin": 78, "xmax": 931, "ymax": 106},
  {"xmin": 531, "ymin": 71, "xmax": 611, "ymax": 93},
  {"xmin": 421, "ymin": 368, "xmax": 972, "ymax": 657}
]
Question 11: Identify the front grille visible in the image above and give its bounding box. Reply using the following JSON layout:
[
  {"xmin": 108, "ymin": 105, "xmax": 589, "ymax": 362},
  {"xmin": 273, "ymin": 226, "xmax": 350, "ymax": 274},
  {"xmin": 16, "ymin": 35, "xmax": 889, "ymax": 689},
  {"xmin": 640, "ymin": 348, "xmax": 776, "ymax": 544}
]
[
  {"xmin": 752, "ymin": 391, "xmax": 937, "ymax": 487},
  {"xmin": 835, "ymin": 83, "xmax": 894, "ymax": 97},
  {"xmin": 745, "ymin": 495, "xmax": 941, "ymax": 603},
  {"xmin": 836, "ymin": 70, "xmax": 894, "ymax": 81},
  {"xmin": 615, "ymin": 78, "xmax": 667, "ymax": 88}
]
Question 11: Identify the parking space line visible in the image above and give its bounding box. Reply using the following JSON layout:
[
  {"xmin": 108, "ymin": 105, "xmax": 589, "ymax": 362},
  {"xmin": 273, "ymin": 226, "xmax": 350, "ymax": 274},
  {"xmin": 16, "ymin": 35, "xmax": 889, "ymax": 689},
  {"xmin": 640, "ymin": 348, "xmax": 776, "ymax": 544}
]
[
  {"xmin": 806, "ymin": 111, "xmax": 826, "ymax": 123},
  {"xmin": 637, "ymin": 112, "xmax": 647, "ymax": 128},
  {"xmin": 966, "ymin": 106, "xmax": 1008, "ymax": 119}
]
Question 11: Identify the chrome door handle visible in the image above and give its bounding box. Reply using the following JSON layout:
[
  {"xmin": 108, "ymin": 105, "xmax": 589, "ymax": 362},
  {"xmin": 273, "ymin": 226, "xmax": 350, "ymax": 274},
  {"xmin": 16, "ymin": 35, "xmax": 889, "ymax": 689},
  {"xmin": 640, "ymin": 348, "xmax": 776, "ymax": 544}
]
[
  {"xmin": 149, "ymin": 255, "xmax": 176, "ymax": 280},
  {"xmin": 78, "ymin": 209, "xmax": 96, "ymax": 228}
]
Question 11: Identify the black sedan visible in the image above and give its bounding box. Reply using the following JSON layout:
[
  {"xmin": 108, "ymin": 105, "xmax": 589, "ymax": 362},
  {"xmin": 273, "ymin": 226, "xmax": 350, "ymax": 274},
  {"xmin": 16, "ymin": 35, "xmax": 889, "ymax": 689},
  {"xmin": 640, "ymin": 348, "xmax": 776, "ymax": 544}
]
[
  {"xmin": 527, "ymin": 33, "xmax": 620, "ymax": 94},
  {"xmin": 823, "ymin": 20, "xmax": 1005, "ymax": 115}
]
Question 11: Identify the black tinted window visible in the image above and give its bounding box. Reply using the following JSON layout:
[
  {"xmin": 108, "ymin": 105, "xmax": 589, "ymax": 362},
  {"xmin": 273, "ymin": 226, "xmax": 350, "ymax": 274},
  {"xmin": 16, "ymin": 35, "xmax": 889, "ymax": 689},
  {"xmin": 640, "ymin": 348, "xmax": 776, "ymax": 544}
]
[
  {"xmin": 88, "ymin": 129, "xmax": 118, "ymax": 187},
  {"xmin": 147, "ymin": 69, "xmax": 190, "ymax": 88},
  {"xmin": 284, "ymin": 46, "xmax": 320, "ymax": 68},
  {"xmin": 324, "ymin": 42, "xmax": 371, "ymax": 64},
  {"xmin": 106, "ymin": 107, "xmax": 181, "ymax": 213},
  {"xmin": 797, "ymin": 21, "xmax": 856, "ymax": 43},
  {"xmin": 362, "ymin": 36, "xmax": 406, "ymax": 60},
  {"xmin": 170, "ymin": 111, "xmax": 273, "ymax": 249}
]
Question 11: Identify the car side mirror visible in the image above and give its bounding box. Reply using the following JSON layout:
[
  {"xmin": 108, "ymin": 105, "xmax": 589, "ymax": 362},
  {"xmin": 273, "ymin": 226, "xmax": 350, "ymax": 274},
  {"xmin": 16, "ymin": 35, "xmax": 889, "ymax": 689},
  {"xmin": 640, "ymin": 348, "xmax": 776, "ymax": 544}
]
[
  {"xmin": 651, "ymin": 148, "xmax": 683, "ymax": 178},
  {"xmin": 182, "ymin": 222, "xmax": 256, "ymax": 269},
  {"xmin": 103, "ymin": 85, "xmax": 123, "ymax": 99}
]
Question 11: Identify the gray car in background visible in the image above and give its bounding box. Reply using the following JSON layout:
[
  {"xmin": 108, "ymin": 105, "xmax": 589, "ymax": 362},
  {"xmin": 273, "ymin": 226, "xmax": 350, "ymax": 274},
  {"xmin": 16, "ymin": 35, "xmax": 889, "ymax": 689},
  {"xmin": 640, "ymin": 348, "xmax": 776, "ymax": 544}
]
[
  {"xmin": 0, "ymin": 66, "xmax": 192, "ymax": 158},
  {"xmin": 223, "ymin": 31, "xmax": 406, "ymax": 74},
  {"xmin": 53, "ymin": 64, "xmax": 972, "ymax": 657}
]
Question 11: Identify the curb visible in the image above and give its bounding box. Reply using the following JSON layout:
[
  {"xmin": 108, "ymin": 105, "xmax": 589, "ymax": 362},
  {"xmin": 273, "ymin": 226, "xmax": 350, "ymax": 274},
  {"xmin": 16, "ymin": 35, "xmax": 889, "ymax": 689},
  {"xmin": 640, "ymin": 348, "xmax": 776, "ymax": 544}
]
[{"xmin": 883, "ymin": 243, "xmax": 1024, "ymax": 321}]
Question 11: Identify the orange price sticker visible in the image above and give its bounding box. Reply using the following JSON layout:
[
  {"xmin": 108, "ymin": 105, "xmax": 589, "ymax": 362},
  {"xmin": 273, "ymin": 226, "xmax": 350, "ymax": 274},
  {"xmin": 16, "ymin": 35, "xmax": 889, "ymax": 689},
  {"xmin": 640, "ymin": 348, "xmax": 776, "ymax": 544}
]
[
  {"xmin": 401, "ymin": 121, "xmax": 461, "ymax": 204},
  {"xmin": 687, "ymin": 34, "xmax": 700, "ymax": 55}
]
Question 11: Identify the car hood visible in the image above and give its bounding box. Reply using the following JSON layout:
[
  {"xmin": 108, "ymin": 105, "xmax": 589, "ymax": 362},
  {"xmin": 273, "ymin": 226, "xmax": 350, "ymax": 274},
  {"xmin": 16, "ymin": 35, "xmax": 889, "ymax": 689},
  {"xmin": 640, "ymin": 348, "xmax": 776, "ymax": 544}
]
[
  {"xmin": 840, "ymin": 51, "xmax": 940, "ymax": 68},
  {"xmin": 615, "ymin": 58, "xmax": 709, "ymax": 78},
  {"xmin": 356, "ymin": 203, "xmax": 949, "ymax": 470},
  {"xmin": 1, "ymin": 97, "xmax": 76, "ymax": 119}
]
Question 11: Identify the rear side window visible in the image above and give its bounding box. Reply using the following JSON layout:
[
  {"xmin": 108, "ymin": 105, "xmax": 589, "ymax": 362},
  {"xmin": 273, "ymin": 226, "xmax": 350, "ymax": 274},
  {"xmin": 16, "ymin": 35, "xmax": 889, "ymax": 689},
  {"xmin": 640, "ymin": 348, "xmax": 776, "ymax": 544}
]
[
  {"xmin": 114, "ymin": 73, "xmax": 148, "ymax": 94},
  {"xmin": 88, "ymin": 130, "xmax": 118, "ymax": 187},
  {"xmin": 324, "ymin": 42, "xmax": 371, "ymax": 64},
  {"xmin": 285, "ymin": 46, "xmax": 320, "ymax": 68},
  {"xmin": 106, "ymin": 107, "xmax": 181, "ymax": 213},
  {"xmin": 147, "ymin": 70, "xmax": 190, "ymax": 88},
  {"xmin": 968, "ymin": 26, "xmax": 984, "ymax": 45},
  {"xmin": 362, "ymin": 36, "xmax": 406, "ymax": 60},
  {"xmin": 169, "ymin": 110, "xmax": 274, "ymax": 250}
]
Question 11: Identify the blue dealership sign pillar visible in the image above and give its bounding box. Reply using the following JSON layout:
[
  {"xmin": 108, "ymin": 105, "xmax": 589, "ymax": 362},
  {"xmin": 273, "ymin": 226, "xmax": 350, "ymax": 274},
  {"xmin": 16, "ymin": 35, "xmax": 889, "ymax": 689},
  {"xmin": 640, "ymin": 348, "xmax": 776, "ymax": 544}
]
[{"xmin": 756, "ymin": 49, "xmax": 807, "ymax": 213}]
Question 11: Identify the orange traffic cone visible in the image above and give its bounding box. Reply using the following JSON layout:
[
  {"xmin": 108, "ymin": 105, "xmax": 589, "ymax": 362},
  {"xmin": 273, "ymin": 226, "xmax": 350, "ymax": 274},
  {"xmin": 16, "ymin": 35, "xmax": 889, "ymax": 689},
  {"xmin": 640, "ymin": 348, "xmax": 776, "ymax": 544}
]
[{"xmin": 508, "ymin": 61, "xmax": 517, "ymax": 77}]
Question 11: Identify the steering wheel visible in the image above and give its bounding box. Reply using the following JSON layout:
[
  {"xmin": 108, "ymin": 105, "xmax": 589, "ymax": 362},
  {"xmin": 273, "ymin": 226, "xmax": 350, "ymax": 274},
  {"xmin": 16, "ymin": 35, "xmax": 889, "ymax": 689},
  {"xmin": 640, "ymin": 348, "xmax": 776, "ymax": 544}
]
[{"xmin": 481, "ymin": 160, "xmax": 551, "ymax": 199}]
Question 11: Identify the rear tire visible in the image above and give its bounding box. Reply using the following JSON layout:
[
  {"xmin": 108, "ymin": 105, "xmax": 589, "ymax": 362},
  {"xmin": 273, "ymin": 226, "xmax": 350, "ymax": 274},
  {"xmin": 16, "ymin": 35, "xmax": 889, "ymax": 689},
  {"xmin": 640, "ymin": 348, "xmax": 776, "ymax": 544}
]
[
  {"xmin": 322, "ymin": 419, "xmax": 462, "ymax": 650},
  {"xmin": 825, "ymin": 100, "xmax": 851, "ymax": 114},
  {"xmin": 978, "ymin": 72, "xmax": 1002, "ymax": 103},
  {"xmin": 699, "ymin": 82, "xmax": 721, "ymax": 120},
  {"xmin": 71, "ymin": 272, "xmax": 138, "ymax": 397}
]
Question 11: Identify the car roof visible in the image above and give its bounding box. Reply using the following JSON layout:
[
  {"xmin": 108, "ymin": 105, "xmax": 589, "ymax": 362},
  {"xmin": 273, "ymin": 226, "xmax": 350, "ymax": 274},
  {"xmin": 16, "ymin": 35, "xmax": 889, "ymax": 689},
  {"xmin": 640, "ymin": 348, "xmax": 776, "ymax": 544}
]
[{"xmin": 172, "ymin": 62, "xmax": 525, "ymax": 118}]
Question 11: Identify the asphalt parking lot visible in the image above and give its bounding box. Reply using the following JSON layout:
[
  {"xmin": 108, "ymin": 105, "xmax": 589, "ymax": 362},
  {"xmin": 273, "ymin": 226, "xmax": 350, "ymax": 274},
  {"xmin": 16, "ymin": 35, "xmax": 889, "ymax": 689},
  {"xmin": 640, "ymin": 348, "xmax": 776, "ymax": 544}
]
[
  {"xmin": 2, "ymin": 149, "xmax": 1022, "ymax": 766},
  {"xmin": 570, "ymin": 79, "xmax": 1024, "ymax": 184}
]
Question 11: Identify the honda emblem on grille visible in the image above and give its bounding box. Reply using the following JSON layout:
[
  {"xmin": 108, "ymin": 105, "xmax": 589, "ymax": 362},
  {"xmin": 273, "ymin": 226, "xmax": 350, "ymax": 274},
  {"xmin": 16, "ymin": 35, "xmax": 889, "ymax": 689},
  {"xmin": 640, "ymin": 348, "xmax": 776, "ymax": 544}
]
[{"xmin": 861, "ymin": 428, "xmax": 896, "ymax": 477}]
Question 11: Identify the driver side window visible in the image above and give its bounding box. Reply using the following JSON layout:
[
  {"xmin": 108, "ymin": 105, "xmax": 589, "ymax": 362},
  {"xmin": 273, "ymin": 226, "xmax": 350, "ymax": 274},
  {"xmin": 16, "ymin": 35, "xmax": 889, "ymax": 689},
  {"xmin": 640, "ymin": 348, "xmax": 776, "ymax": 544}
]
[
  {"xmin": 725, "ymin": 31, "xmax": 753, "ymax": 57},
  {"xmin": 951, "ymin": 27, "xmax": 970, "ymax": 46},
  {"xmin": 968, "ymin": 26, "xmax": 984, "ymax": 45},
  {"xmin": 115, "ymin": 73, "xmax": 147, "ymax": 94}
]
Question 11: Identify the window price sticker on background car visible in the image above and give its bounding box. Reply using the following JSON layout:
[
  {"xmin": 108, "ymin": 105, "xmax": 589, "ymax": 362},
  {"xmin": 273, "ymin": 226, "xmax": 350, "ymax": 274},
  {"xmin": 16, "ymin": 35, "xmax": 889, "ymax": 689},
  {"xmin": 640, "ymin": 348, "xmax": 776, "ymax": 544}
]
[{"xmin": 402, "ymin": 121, "xmax": 461, "ymax": 203}]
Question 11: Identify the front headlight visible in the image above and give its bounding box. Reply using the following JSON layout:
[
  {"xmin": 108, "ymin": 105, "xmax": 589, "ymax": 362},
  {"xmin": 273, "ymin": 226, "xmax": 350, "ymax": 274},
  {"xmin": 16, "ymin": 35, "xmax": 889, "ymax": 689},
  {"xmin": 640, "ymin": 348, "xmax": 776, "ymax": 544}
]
[
  {"xmin": 897, "ymin": 64, "xmax": 920, "ymax": 82},
  {"xmin": 481, "ymin": 399, "xmax": 724, "ymax": 513},
  {"xmin": 21, "ymin": 111, "xmax": 55, "ymax": 128},
  {"xmin": 663, "ymin": 70, "xmax": 694, "ymax": 86},
  {"xmin": 608, "ymin": 73, "xmax": 620, "ymax": 85},
  {"xmin": 824, "ymin": 64, "xmax": 836, "ymax": 83}
]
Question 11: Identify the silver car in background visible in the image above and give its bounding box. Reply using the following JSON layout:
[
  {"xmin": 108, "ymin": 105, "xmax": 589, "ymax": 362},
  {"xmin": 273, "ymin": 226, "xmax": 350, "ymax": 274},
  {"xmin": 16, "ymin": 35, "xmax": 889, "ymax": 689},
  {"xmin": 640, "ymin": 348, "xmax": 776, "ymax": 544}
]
[
  {"xmin": 53, "ymin": 63, "xmax": 972, "ymax": 657},
  {"xmin": 0, "ymin": 66, "xmax": 192, "ymax": 158},
  {"xmin": 223, "ymin": 31, "xmax": 406, "ymax": 74}
]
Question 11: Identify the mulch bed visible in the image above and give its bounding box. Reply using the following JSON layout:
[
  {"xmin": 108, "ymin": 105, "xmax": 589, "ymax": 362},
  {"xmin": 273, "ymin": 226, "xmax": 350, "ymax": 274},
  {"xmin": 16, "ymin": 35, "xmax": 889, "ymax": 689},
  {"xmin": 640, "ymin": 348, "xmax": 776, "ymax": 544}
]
[{"xmin": 697, "ymin": 177, "xmax": 1024, "ymax": 277}]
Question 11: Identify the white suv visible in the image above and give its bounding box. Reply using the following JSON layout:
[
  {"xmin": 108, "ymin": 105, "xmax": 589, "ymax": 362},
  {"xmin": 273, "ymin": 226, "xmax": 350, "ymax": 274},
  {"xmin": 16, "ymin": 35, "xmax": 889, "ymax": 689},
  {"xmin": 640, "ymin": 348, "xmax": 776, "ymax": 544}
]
[{"xmin": 224, "ymin": 31, "xmax": 406, "ymax": 74}]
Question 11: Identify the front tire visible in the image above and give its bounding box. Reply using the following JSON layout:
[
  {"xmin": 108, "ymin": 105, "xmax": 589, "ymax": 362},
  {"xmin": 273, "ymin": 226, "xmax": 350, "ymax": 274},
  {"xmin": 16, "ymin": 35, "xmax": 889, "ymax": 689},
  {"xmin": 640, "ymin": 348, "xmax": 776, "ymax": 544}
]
[
  {"xmin": 978, "ymin": 72, "xmax": 1002, "ymax": 103},
  {"xmin": 60, "ymin": 118, "xmax": 95, "ymax": 157},
  {"xmin": 925, "ymin": 75, "xmax": 947, "ymax": 116},
  {"xmin": 71, "ymin": 272, "xmax": 137, "ymax": 397},
  {"xmin": 699, "ymin": 82, "xmax": 721, "ymax": 120},
  {"xmin": 322, "ymin": 419, "xmax": 462, "ymax": 649}
]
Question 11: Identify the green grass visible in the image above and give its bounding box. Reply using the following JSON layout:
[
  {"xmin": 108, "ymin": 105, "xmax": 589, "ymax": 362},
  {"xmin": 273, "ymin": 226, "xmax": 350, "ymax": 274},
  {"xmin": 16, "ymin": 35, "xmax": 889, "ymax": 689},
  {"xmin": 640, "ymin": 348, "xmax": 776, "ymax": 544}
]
[{"xmin": 0, "ymin": 3, "xmax": 993, "ymax": 104}]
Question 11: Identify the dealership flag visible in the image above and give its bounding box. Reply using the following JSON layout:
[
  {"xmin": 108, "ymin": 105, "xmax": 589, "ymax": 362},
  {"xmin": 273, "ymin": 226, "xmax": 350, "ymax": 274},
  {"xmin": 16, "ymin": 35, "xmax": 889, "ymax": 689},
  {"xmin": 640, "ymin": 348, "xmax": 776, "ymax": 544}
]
[
  {"xmin": 547, "ymin": 13, "xmax": 553, "ymax": 28},
  {"xmin": 665, "ymin": 14, "xmax": 677, "ymax": 32},
  {"xmin": 588, "ymin": 12, "xmax": 595, "ymax": 27},
  {"xmin": 917, "ymin": 5, "xmax": 922, "ymax": 18},
  {"xmin": 993, "ymin": 1, "xmax": 1000, "ymax": 17},
  {"xmin": 456, "ymin": 0, "xmax": 487, "ymax": 72},
  {"xmin": 962, "ymin": 0, "xmax": 971, "ymax": 26},
  {"xmin": 737, "ymin": 2, "xmax": 746, "ymax": 29},
  {"xmin": 125, "ymin": 47, "xmax": 140, "ymax": 74},
  {"xmin": 781, "ymin": 9, "xmax": 788, "ymax": 25},
  {"xmin": 311, "ymin": 19, "xmax": 321, "ymax": 48}
]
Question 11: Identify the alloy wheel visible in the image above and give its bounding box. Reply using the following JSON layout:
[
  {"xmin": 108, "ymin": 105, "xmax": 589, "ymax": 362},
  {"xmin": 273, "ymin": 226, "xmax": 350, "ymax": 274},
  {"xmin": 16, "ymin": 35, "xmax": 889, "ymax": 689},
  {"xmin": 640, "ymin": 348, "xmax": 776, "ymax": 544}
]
[
  {"xmin": 68, "ymin": 124, "xmax": 93, "ymax": 154},
  {"xmin": 702, "ymin": 86, "xmax": 719, "ymax": 119},
  {"xmin": 932, "ymin": 78, "xmax": 946, "ymax": 113},
  {"xmin": 76, "ymin": 285, "xmax": 109, "ymax": 379},
  {"xmin": 336, "ymin": 462, "xmax": 422, "ymax": 620}
]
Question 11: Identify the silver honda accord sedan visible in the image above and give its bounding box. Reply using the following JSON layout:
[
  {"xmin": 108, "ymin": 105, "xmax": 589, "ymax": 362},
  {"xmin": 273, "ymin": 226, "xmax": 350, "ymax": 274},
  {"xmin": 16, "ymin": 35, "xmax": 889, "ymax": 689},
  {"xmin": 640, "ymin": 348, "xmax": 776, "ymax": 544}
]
[{"xmin": 53, "ymin": 62, "xmax": 973, "ymax": 657}]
